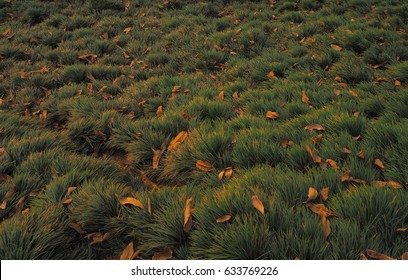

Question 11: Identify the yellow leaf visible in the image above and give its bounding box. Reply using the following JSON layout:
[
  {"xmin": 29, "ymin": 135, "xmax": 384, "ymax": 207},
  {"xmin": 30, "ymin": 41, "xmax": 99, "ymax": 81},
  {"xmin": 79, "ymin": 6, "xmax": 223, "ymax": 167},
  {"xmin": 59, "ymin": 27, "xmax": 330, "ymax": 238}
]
[
  {"xmin": 394, "ymin": 80, "xmax": 401, "ymax": 86},
  {"xmin": 305, "ymin": 187, "xmax": 318, "ymax": 203},
  {"xmin": 386, "ymin": 181, "xmax": 404, "ymax": 189},
  {"xmin": 216, "ymin": 215, "xmax": 232, "ymax": 223},
  {"xmin": 320, "ymin": 187, "xmax": 329, "ymax": 201},
  {"xmin": 218, "ymin": 167, "xmax": 233, "ymax": 180},
  {"xmin": 326, "ymin": 159, "xmax": 339, "ymax": 169},
  {"xmin": 304, "ymin": 124, "xmax": 325, "ymax": 131},
  {"xmin": 251, "ymin": 195, "xmax": 265, "ymax": 215},
  {"xmin": 267, "ymin": 71, "xmax": 275, "ymax": 78},
  {"xmin": 183, "ymin": 197, "xmax": 194, "ymax": 232},
  {"xmin": 2, "ymin": 28, "xmax": 11, "ymax": 36},
  {"xmin": 330, "ymin": 44, "xmax": 343, "ymax": 51},
  {"xmin": 168, "ymin": 131, "xmax": 188, "ymax": 152},
  {"xmin": 123, "ymin": 27, "xmax": 132, "ymax": 34},
  {"xmin": 349, "ymin": 90, "xmax": 358, "ymax": 97},
  {"xmin": 374, "ymin": 158, "xmax": 385, "ymax": 170},
  {"xmin": 366, "ymin": 249, "xmax": 395, "ymax": 260},
  {"xmin": 195, "ymin": 160, "xmax": 214, "ymax": 172},
  {"xmin": 266, "ymin": 111, "xmax": 279, "ymax": 119},
  {"xmin": 152, "ymin": 246, "xmax": 173, "ymax": 260},
  {"xmin": 120, "ymin": 242, "xmax": 135, "ymax": 260},
  {"xmin": 117, "ymin": 196, "xmax": 144, "ymax": 209}
]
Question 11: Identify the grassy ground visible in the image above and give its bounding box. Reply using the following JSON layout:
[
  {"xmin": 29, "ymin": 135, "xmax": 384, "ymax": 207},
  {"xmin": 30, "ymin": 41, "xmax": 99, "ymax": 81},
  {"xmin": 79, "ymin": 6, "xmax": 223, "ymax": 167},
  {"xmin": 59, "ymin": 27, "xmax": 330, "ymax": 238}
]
[{"xmin": 0, "ymin": 0, "xmax": 407, "ymax": 260}]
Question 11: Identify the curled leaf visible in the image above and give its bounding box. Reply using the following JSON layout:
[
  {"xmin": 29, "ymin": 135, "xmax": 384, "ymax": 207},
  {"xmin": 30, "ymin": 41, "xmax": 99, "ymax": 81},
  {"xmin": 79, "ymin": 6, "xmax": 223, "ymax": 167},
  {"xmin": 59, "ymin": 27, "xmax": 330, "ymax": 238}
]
[
  {"xmin": 120, "ymin": 242, "xmax": 136, "ymax": 260},
  {"xmin": 168, "ymin": 131, "xmax": 188, "ymax": 152},
  {"xmin": 320, "ymin": 187, "xmax": 329, "ymax": 201},
  {"xmin": 152, "ymin": 246, "xmax": 173, "ymax": 260},
  {"xmin": 266, "ymin": 111, "xmax": 279, "ymax": 119},
  {"xmin": 326, "ymin": 159, "xmax": 339, "ymax": 169},
  {"xmin": 305, "ymin": 124, "xmax": 325, "ymax": 131},
  {"xmin": 183, "ymin": 197, "xmax": 194, "ymax": 232},
  {"xmin": 66, "ymin": 186, "xmax": 77, "ymax": 196},
  {"xmin": 251, "ymin": 195, "xmax": 265, "ymax": 215},
  {"xmin": 117, "ymin": 196, "xmax": 144, "ymax": 209},
  {"xmin": 366, "ymin": 249, "xmax": 395, "ymax": 260},
  {"xmin": 216, "ymin": 215, "xmax": 232, "ymax": 223},
  {"xmin": 218, "ymin": 167, "xmax": 233, "ymax": 180},
  {"xmin": 152, "ymin": 142, "xmax": 166, "ymax": 169},
  {"xmin": 305, "ymin": 187, "xmax": 318, "ymax": 203},
  {"xmin": 307, "ymin": 203, "xmax": 337, "ymax": 217},
  {"xmin": 196, "ymin": 160, "xmax": 214, "ymax": 172}
]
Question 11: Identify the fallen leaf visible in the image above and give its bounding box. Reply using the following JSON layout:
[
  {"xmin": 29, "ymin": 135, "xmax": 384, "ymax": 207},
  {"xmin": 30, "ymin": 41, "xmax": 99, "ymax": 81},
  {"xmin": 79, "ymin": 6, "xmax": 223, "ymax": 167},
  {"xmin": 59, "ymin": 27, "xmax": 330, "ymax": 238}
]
[
  {"xmin": 15, "ymin": 196, "xmax": 25, "ymax": 213},
  {"xmin": 22, "ymin": 208, "xmax": 30, "ymax": 214},
  {"xmin": 120, "ymin": 242, "xmax": 136, "ymax": 260},
  {"xmin": 152, "ymin": 142, "xmax": 166, "ymax": 169},
  {"xmin": 305, "ymin": 124, "xmax": 325, "ymax": 131},
  {"xmin": 216, "ymin": 91, "xmax": 224, "ymax": 101},
  {"xmin": 312, "ymin": 134, "xmax": 323, "ymax": 145},
  {"xmin": 396, "ymin": 228, "xmax": 407, "ymax": 233},
  {"xmin": 171, "ymin": 85, "xmax": 181, "ymax": 97},
  {"xmin": 330, "ymin": 44, "xmax": 343, "ymax": 51},
  {"xmin": 0, "ymin": 147, "xmax": 5, "ymax": 160},
  {"xmin": 251, "ymin": 195, "xmax": 265, "ymax": 215},
  {"xmin": 168, "ymin": 131, "xmax": 188, "ymax": 152},
  {"xmin": 156, "ymin": 105, "xmax": 163, "ymax": 117},
  {"xmin": 343, "ymin": 148, "xmax": 352, "ymax": 154},
  {"xmin": 305, "ymin": 187, "xmax": 318, "ymax": 203},
  {"xmin": 386, "ymin": 181, "xmax": 404, "ymax": 189},
  {"xmin": 123, "ymin": 0, "xmax": 131, "ymax": 10},
  {"xmin": 366, "ymin": 249, "xmax": 395, "ymax": 260},
  {"xmin": 326, "ymin": 159, "xmax": 339, "ymax": 169},
  {"xmin": 152, "ymin": 246, "xmax": 173, "ymax": 260},
  {"xmin": 183, "ymin": 197, "xmax": 194, "ymax": 232},
  {"xmin": 123, "ymin": 27, "xmax": 132, "ymax": 34},
  {"xmin": 374, "ymin": 159, "xmax": 385, "ymax": 170},
  {"xmin": 140, "ymin": 171, "xmax": 159, "ymax": 190},
  {"xmin": 394, "ymin": 80, "xmax": 401, "ymax": 86},
  {"xmin": 147, "ymin": 196, "xmax": 152, "ymax": 217},
  {"xmin": 402, "ymin": 252, "xmax": 408, "ymax": 260},
  {"xmin": 218, "ymin": 167, "xmax": 233, "ymax": 180},
  {"xmin": 66, "ymin": 186, "xmax": 77, "ymax": 196},
  {"xmin": 280, "ymin": 139, "xmax": 294, "ymax": 148},
  {"xmin": 320, "ymin": 187, "xmax": 329, "ymax": 201},
  {"xmin": 216, "ymin": 215, "xmax": 232, "ymax": 223},
  {"xmin": 360, "ymin": 253, "xmax": 368, "ymax": 260},
  {"xmin": 341, "ymin": 170, "xmax": 365, "ymax": 184},
  {"xmin": 266, "ymin": 111, "xmax": 279, "ymax": 119},
  {"xmin": 334, "ymin": 89, "xmax": 342, "ymax": 96},
  {"xmin": 232, "ymin": 91, "xmax": 239, "ymax": 99},
  {"xmin": 117, "ymin": 196, "xmax": 144, "ymax": 209},
  {"xmin": 196, "ymin": 160, "xmax": 214, "ymax": 172},
  {"xmin": 307, "ymin": 203, "xmax": 337, "ymax": 217},
  {"xmin": 301, "ymin": 90, "xmax": 310, "ymax": 104},
  {"xmin": 349, "ymin": 90, "xmax": 358, "ymax": 97},
  {"xmin": 63, "ymin": 198, "xmax": 73, "ymax": 205},
  {"xmin": 0, "ymin": 187, "xmax": 15, "ymax": 210},
  {"xmin": 70, "ymin": 223, "xmax": 87, "ymax": 235},
  {"xmin": 98, "ymin": 85, "xmax": 107, "ymax": 92},
  {"xmin": 2, "ymin": 28, "xmax": 11, "ymax": 37},
  {"xmin": 353, "ymin": 135, "xmax": 361, "ymax": 141},
  {"xmin": 0, "ymin": 98, "xmax": 3, "ymax": 105},
  {"xmin": 305, "ymin": 144, "xmax": 322, "ymax": 163},
  {"xmin": 357, "ymin": 150, "xmax": 365, "ymax": 159},
  {"xmin": 267, "ymin": 71, "xmax": 275, "ymax": 78},
  {"xmin": 87, "ymin": 232, "xmax": 110, "ymax": 245},
  {"xmin": 322, "ymin": 216, "xmax": 331, "ymax": 240}
]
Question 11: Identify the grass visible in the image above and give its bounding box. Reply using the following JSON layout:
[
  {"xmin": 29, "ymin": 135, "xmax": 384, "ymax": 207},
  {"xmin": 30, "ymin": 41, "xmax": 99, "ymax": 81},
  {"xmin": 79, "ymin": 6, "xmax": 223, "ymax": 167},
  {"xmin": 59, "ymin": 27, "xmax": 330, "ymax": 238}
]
[{"xmin": 0, "ymin": 0, "xmax": 407, "ymax": 260}]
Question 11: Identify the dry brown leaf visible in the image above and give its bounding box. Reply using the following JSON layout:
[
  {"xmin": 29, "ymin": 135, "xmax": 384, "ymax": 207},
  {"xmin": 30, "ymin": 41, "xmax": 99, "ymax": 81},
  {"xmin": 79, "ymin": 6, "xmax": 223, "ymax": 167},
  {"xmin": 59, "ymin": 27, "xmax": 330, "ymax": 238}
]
[
  {"xmin": 341, "ymin": 170, "xmax": 352, "ymax": 182},
  {"xmin": 20, "ymin": 72, "xmax": 30, "ymax": 79},
  {"xmin": 196, "ymin": 160, "xmax": 214, "ymax": 172},
  {"xmin": 320, "ymin": 187, "xmax": 329, "ymax": 201},
  {"xmin": 123, "ymin": 0, "xmax": 131, "ymax": 11},
  {"xmin": 386, "ymin": 181, "xmax": 404, "ymax": 189},
  {"xmin": 152, "ymin": 142, "xmax": 166, "ymax": 169},
  {"xmin": 120, "ymin": 242, "xmax": 136, "ymax": 260},
  {"xmin": 343, "ymin": 148, "xmax": 352, "ymax": 154},
  {"xmin": 216, "ymin": 91, "xmax": 225, "ymax": 101},
  {"xmin": 216, "ymin": 215, "xmax": 232, "ymax": 223},
  {"xmin": 0, "ymin": 147, "xmax": 5, "ymax": 160},
  {"xmin": 266, "ymin": 111, "xmax": 279, "ymax": 119},
  {"xmin": 305, "ymin": 187, "xmax": 318, "ymax": 203},
  {"xmin": 29, "ymin": 188, "xmax": 44, "ymax": 197},
  {"xmin": 330, "ymin": 44, "xmax": 343, "ymax": 51},
  {"xmin": 304, "ymin": 124, "xmax": 325, "ymax": 131},
  {"xmin": 123, "ymin": 27, "xmax": 132, "ymax": 34},
  {"xmin": 396, "ymin": 228, "xmax": 407, "ymax": 233},
  {"xmin": 15, "ymin": 196, "xmax": 25, "ymax": 213},
  {"xmin": 322, "ymin": 216, "xmax": 331, "ymax": 240},
  {"xmin": 394, "ymin": 80, "xmax": 401, "ymax": 86},
  {"xmin": 168, "ymin": 131, "xmax": 188, "ymax": 152},
  {"xmin": 326, "ymin": 159, "xmax": 339, "ymax": 169},
  {"xmin": 0, "ymin": 187, "xmax": 15, "ymax": 210},
  {"xmin": 349, "ymin": 90, "xmax": 359, "ymax": 97},
  {"xmin": 401, "ymin": 252, "xmax": 408, "ymax": 260},
  {"xmin": 360, "ymin": 252, "xmax": 368, "ymax": 260},
  {"xmin": 70, "ymin": 223, "xmax": 87, "ymax": 235},
  {"xmin": 301, "ymin": 90, "xmax": 310, "ymax": 104},
  {"xmin": 280, "ymin": 139, "xmax": 294, "ymax": 148},
  {"xmin": 140, "ymin": 171, "xmax": 159, "ymax": 190},
  {"xmin": 366, "ymin": 249, "xmax": 395, "ymax": 260},
  {"xmin": 374, "ymin": 159, "xmax": 385, "ymax": 170},
  {"xmin": 267, "ymin": 71, "xmax": 275, "ymax": 78},
  {"xmin": 156, "ymin": 105, "xmax": 163, "ymax": 117},
  {"xmin": 334, "ymin": 89, "xmax": 342, "ymax": 96},
  {"xmin": 87, "ymin": 232, "xmax": 110, "ymax": 245},
  {"xmin": 183, "ymin": 197, "xmax": 194, "ymax": 233},
  {"xmin": 117, "ymin": 196, "xmax": 144, "ymax": 209},
  {"xmin": 218, "ymin": 167, "xmax": 233, "ymax": 180},
  {"xmin": 372, "ymin": 180, "xmax": 387, "ymax": 187},
  {"xmin": 305, "ymin": 144, "xmax": 322, "ymax": 163},
  {"xmin": 147, "ymin": 196, "xmax": 152, "ymax": 217},
  {"xmin": 251, "ymin": 195, "xmax": 265, "ymax": 215},
  {"xmin": 232, "ymin": 91, "xmax": 239, "ymax": 99},
  {"xmin": 63, "ymin": 198, "xmax": 73, "ymax": 205},
  {"xmin": 357, "ymin": 150, "xmax": 365, "ymax": 159},
  {"xmin": 2, "ymin": 28, "xmax": 11, "ymax": 37},
  {"xmin": 312, "ymin": 134, "xmax": 323, "ymax": 145},
  {"xmin": 307, "ymin": 203, "xmax": 337, "ymax": 217},
  {"xmin": 152, "ymin": 246, "xmax": 173, "ymax": 260},
  {"xmin": 66, "ymin": 186, "xmax": 77, "ymax": 196}
]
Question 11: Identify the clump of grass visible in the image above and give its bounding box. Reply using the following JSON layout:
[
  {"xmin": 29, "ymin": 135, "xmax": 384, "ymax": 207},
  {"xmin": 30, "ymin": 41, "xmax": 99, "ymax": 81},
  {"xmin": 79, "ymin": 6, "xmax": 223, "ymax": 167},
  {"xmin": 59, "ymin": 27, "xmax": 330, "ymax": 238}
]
[{"xmin": 333, "ymin": 57, "xmax": 374, "ymax": 84}]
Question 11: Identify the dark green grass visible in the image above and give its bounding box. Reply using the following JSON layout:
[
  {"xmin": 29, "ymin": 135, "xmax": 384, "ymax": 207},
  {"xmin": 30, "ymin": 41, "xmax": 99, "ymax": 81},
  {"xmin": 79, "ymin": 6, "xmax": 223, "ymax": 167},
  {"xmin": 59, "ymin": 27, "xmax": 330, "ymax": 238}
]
[{"xmin": 0, "ymin": 0, "xmax": 407, "ymax": 260}]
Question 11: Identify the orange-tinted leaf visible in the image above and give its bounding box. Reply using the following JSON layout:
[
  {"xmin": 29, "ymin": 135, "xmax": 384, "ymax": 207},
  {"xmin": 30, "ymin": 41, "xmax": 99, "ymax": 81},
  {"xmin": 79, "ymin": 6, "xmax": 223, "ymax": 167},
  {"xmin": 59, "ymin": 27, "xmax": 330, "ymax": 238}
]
[
  {"xmin": 307, "ymin": 203, "xmax": 337, "ymax": 217},
  {"xmin": 22, "ymin": 208, "xmax": 30, "ymax": 215},
  {"xmin": 320, "ymin": 187, "xmax": 329, "ymax": 201},
  {"xmin": 20, "ymin": 72, "xmax": 30, "ymax": 79},
  {"xmin": 301, "ymin": 90, "xmax": 310, "ymax": 104},
  {"xmin": 216, "ymin": 215, "xmax": 232, "ymax": 223},
  {"xmin": 2, "ymin": 28, "xmax": 11, "ymax": 36},
  {"xmin": 147, "ymin": 196, "xmax": 152, "ymax": 217},
  {"xmin": 334, "ymin": 89, "xmax": 342, "ymax": 96},
  {"xmin": 156, "ymin": 105, "xmax": 163, "ymax": 117},
  {"xmin": 326, "ymin": 159, "xmax": 339, "ymax": 169},
  {"xmin": 168, "ymin": 131, "xmax": 188, "ymax": 152},
  {"xmin": 152, "ymin": 142, "xmax": 166, "ymax": 169},
  {"xmin": 330, "ymin": 44, "xmax": 342, "ymax": 51},
  {"xmin": 15, "ymin": 196, "xmax": 25, "ymax": 213},
  {"xmin": 366, "ymin": 249, "xmax": 395, "ymax": 260},
  {"xmin": 357, "ymin": 150, "xmax": 365, "ymax": 159},
  {"xmin": 341, "ymin": 170, "xmax": 351, "ymax": 182},
  {"xmin": 29, "ymin": 188, "xmax": 44, "ymax": 197},
  {"xmin": 305, "ymin": 124, "xmax": 325, "ymax": 131},
  {"xmin": 232, "ymin": 91, "xmax": 239, "ymax": 99},
  {"xmin": 0, "ymin": 187, "xmax": 15, "ymax": 210},
  {"xmin": 387, "ymin": 181, "xmax": 404, "ymax": 189},
  {"xmin": 266, "ymin": 111, "xmax": 279, "ymax": 119},
  {"xmin": 402, "ymin": 252, "xmax": 408, "ymax": 260},
  {"xmin": 322, "ymin": 216, "xmax": 331, "ymax": 240},
  {"xmin": 218, "ymin": 167, "xmax": 233, "ymax": 180},
  {"xmin": 63, "ymin": 198, "xmax": 73, "ymax": 205},
  {"xmin": 0, "ymin": 147, "xmax": 5, "ymax": 160},
  {"xmin": 120, "ymin": 242, "xmax": 135, "ymax": 260},
  {"xmin": 372, "ymin": 180, "xmax": 387, "ymax": 187},
  {"xmin": 171, "ymin": 85, "xmax": 181, "ymax": 95},
  {"xmin": 349, "ymin": 90, "xmax": 358, "ymax": 97},
  {"xmin": 183, "ymin": 197, "xmax": 194, "ymax": 232},
  {"xmin": 360, "ymin": 253, "xmax": 368, "ymax": 260},
  {"xmin": 396, "ymin": 228, "xmax": 407, "ymax": 233},
  {"xmin": 374, "ymin": 159, "xmax": 385, "ymax": 170},
  {"xmin": 267, "ymin": 71, "xmax": 275, "ymax": 78},
  {"xmin": 67, "ymin": 186, "xmax": 77, "ymax": 196},
  {"xmin": 394, "ymin": 80, "xmax": 401, "ymax": 86},
  {"xmin": 305, "ymin": 144, "xmax": 322, "ymax": 163},
  {"xmin": 343, "ymin": 148, "xmax": 352, "ymax": 154},
  {"xmin": 312, "ymin": 134, "xmax": 323, "ymax": 145},
  {"xmin": 305, "ymin": 187, "xmax": 318, "ymax": 203},
  {"xmin": 152, "ymin": 246, "xmax": 173, "ymax": 260},
  {"xmin": 123, "ymin": 27, "xmax": 132, "ymax": 34},
  {"xmin": 117, "ymin": 196, "xmax": 144, "ymax": 209},
  {"xmin": 216, "ymin": 91, "xmax": 225, "ymax": 101},
  {"xmin": 251, "ymin": 195, "xmax": 265, "ymax": 215},
  {"xmin": 87, "ymin": 232, "xmax": 110, "ymax": 245},
  {"xmin": 196, "ymin": 160, "xmax": 214, "ymax": 172},
  {"xmin": 70, "ymin": 223, "xmax": 87, "ymax": 235}
]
